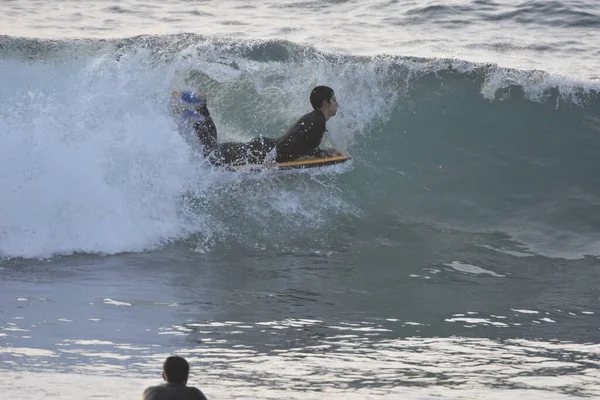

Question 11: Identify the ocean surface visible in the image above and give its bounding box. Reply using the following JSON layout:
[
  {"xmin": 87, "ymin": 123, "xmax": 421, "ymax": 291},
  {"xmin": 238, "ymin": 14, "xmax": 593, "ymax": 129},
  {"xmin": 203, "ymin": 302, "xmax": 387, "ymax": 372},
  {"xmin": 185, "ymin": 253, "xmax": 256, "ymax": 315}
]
[{"xmin": 2, "ymin": 1, "xmax": 600, "ymax": 399}]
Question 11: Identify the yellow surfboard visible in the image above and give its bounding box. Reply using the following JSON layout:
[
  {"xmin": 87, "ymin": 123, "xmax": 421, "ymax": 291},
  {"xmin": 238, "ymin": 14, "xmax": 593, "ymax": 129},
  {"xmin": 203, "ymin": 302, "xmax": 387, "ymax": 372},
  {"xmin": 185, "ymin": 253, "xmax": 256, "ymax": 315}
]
[{"xmin": 232, "ymin": 153, "xmax": 352, "ymax": 171}]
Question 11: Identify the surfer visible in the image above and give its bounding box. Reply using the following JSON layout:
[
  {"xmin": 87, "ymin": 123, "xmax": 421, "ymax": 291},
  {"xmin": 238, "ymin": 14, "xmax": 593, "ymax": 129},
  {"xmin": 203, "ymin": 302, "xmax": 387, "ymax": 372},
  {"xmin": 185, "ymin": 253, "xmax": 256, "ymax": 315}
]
[
  {"xmin": 172, "ymin": 86, "xmax": 340, "ymax": 166},
  {"xmin": 142, "ymin": 355, "xmax": 209, "ymax": 400}
]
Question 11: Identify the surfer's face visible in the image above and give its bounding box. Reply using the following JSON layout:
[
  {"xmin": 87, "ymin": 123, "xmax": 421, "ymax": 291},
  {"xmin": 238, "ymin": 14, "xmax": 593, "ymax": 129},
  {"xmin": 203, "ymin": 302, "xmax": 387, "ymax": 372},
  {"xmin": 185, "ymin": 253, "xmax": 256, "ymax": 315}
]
[{"xmin": 326, "ymin": 94, "xmax": 338, "ymax": 117}]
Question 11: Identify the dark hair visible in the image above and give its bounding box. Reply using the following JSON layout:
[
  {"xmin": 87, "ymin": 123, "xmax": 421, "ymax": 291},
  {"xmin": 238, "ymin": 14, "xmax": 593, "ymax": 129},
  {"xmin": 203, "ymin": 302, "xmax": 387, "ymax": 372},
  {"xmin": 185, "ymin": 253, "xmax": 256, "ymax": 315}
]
[
  {"xmin": 310, "ymin": 86, "xmax": 335, "ymax": 110},
  {"xmin": 163, "ymin": 355, "xmax": 190, "ymax": 384}
]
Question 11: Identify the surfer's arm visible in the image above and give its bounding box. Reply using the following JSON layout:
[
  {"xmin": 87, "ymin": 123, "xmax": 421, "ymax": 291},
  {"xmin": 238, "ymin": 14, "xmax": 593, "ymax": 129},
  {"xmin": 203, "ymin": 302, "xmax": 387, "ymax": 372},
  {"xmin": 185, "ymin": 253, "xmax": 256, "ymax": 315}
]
[
  {"xmin": 192, "ymin": 103, "xmax": 221, "ymax": 164},
  {"xmin": 194, "ymin": 112, "xmax": 217, "ymax": 149},
  {"xmin": 302, "ymin": 119, "xmax": 333, "ymax": 158},
  {"xmin": 194, "ymin": 104, "xmax": 217, "ymax": 138}
]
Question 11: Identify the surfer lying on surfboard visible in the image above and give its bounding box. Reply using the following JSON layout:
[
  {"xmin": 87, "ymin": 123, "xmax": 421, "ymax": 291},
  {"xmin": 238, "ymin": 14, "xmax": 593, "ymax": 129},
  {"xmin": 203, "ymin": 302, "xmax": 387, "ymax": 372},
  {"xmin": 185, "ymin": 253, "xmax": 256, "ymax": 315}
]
[{"xmin": 172, "ymin": 86, "xmax": 342, "ymax": 167}]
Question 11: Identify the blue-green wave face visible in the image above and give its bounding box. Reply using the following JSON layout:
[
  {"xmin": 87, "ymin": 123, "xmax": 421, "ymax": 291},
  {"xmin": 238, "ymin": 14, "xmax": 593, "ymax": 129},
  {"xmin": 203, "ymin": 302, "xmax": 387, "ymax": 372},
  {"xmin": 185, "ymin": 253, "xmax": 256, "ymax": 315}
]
[{"xmin": 2, "ymin": 35, "xmax": 600, "ymax": 259}]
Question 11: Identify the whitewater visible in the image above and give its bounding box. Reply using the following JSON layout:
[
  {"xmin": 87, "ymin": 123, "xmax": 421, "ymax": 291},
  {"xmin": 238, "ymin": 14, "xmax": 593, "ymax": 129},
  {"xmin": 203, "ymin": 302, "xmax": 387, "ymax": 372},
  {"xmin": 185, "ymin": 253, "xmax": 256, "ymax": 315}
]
[{"xmin": 2, "ymin": 35, "xmax": 600, "ymax": 259}]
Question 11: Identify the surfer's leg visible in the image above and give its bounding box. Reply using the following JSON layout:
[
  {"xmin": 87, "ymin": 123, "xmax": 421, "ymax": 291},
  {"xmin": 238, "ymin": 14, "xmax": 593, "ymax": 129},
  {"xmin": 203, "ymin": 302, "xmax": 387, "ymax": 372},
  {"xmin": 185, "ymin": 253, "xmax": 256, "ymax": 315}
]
[
  {"xmin": 216, "ymin": 137, "xmax": 278, "ymax": 165},
  {"xmin": 194, "ymin": 106, "xmax": 222, "ymax": 164},
  {"xmin": 218, "ymin": 142, "xmax": 249, "ymax": 165},
  {"xmin": 246, "ymin": 137, "xmax": 277, "ymax": 163}
]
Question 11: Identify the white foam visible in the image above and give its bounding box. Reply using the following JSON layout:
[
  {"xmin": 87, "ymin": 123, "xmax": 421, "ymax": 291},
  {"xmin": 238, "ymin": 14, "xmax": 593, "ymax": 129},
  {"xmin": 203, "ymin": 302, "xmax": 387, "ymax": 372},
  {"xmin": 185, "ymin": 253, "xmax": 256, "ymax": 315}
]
[
  {"xmin": 476, "ymin": 244, "xmax": 534, "ymax": 258},
  {"xmin": 3, "ymin": 327, "xmax": 30, "ymax": 332},
  {"xmin": 445, "ymin": 317, "xmax": 509, "ymax": 328},
  {"xmin": 0, "ymin": 53, "xmax": 207, "ymax": 258},
  {"xmin": 103, "ymin": 298, "xmax": 132, "ymax": 307},
  {"xmin": 0, "ymin": 347, "xmax": 56, "ymax": 357},
  {"xmin": 69, "ymin": 340, "xmax": 114, "ymax": 346},
  {"xmin": 0, "ymin": 48, "xmax": 363, "ymax": 258},
  {"xmin": 504, "ymin": 225, "xmax": 600, "ymax": 260},
  {"xmin": 443, "ymin": 261, "xmax": 505, "ymax": 277},
  {"xmin": 480, "ymin": 66, "xmax": 600, "ymax": 104},
  {"xmin": 512, "ymin": 309, "xmax": 539, "ymax": 314}
]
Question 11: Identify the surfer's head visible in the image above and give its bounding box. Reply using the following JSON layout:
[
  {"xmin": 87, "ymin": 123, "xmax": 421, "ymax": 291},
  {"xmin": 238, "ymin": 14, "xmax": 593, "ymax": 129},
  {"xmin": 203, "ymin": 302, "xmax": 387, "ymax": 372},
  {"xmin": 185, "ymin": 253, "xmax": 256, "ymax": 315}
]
[
  {"xmin": 162, "ymin": 355, "xmax": 190, "ymax": 384},
  {"xmin": 310, "ymin": 86, "xmax": 338, "ymax": 119}
]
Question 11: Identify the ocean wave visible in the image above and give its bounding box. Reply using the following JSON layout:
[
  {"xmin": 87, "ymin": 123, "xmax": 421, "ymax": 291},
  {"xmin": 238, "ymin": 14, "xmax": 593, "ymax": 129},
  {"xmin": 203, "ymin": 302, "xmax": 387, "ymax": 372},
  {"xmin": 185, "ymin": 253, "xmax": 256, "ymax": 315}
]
[{"xmin": 1, "ymin": 35, "xmax": 600, "ymax": 259}]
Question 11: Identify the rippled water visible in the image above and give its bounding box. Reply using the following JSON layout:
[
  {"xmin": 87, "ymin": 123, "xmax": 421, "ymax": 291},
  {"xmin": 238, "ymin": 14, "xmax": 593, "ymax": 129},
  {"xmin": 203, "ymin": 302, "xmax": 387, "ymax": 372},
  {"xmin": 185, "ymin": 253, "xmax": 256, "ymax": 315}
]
[
  {"xmin": 3, "ymin": 337, "xmax": 600, "ymax": 399},
  {"xmin": 3, "ymin": 235, "xmax": 600, "ymax": 398},
  {"xmin": 3, "ymin": 0, "xmax": 600, "ymax": 77}
]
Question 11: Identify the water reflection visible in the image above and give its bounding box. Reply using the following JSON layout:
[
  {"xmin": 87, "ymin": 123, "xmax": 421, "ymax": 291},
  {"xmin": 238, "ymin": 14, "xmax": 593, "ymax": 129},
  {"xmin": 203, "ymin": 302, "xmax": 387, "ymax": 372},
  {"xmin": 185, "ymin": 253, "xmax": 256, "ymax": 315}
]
[{"xmin": 2, "ymin": 318, "xmax": 600, "ymax": 398}]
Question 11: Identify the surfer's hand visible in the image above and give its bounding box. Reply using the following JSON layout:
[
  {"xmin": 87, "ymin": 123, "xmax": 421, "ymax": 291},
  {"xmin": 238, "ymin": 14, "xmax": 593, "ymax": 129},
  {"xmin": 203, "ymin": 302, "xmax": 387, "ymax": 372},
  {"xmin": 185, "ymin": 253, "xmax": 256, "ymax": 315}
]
[{"xmin": 324, "ymin": 149, "xmax": 341, "ymax": 157}]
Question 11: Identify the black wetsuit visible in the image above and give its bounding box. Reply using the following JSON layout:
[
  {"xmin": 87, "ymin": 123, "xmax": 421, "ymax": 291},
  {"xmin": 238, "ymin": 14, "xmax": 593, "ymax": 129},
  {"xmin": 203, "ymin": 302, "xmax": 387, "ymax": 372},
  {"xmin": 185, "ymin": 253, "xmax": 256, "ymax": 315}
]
[
  {"xmin": 193, "ymin": 105, "xmax": 328, "ymax": 166},
  {"xmin": 143, "ymin": 383, "xmax": 208, "ymax": 400},
  {"xmin": 193, "ymin": 103, "xmax": 220, "ymax": 164},
  {"xmin": 273, "ymin": 110, "xmax": 328, "ymax": 162}
]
